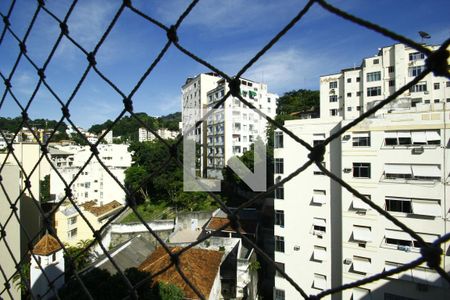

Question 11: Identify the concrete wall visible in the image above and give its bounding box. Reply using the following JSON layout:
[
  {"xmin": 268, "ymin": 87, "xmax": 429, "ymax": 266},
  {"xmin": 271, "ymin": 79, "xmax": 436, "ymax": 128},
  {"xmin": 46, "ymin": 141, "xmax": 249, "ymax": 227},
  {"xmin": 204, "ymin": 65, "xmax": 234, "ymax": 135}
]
[{"xmin": 109, "ymin": 220, "xmax": 175, "ymax": 248}]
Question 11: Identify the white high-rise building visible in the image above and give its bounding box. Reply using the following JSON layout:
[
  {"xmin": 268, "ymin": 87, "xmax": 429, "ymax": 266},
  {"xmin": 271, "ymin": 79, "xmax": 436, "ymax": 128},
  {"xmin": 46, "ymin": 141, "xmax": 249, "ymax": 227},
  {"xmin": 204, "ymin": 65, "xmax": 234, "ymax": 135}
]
[
  {"xmin": 205, "ymin": 77, "xmax": 277, "ymax": 179},
  {"xmin": 181, "ymin": 73, "xmax": 277, "ymax": 179},
  {"xmin": 274, "ymin": 43, "xmax": 450, "ymax": 300}
]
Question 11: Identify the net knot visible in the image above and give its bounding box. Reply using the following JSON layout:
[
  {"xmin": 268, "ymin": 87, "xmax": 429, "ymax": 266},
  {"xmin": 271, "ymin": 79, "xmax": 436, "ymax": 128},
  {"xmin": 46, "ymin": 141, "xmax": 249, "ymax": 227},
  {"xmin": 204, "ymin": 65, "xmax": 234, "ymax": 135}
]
[
  {"xmin": 228, "ymin": 78, "xmax": 241, "ymax": 98},
  {"xmin": 7, "ymin": 143, "xmax": 14, "ymax": 153},
  {"xmin": 4, "ymin": 282, "xmax": 10, "ymax": 290},
  {"xmin": 64, "ymin": 187, "xmax": 73, "ymax": 198},
  {"xmin": 0, "ymin": 175, "xmax": 2, "ymax": 182},
  {"xmin": 24, "ymin": 179, "xmax": 31, "ymax": 188},
  {"xmin": 421, "ymin": 245, "xmax": 442, "ymax": 269},
  {"xmin": 21, "ymin": 111, "xmax": 29, "ymax": 122},
  {"xmin": 87, "ymin": 52, "xmax": 97, "ymax": 66},
  {"xmin": 2, "ymin": 16, "xmax": 10, "ymax": 27},
  {"xmin": 170, "ymin": 252, "xmax": 179, "ymax": 265},
  {"xmin": 0, "ymin": 229, "xmax": 6, "ymax": 238},
  {"xmin": 10, "ymin": 203, "xmax": 17, "ymax": 212},
  {"xmin": 309, "ymin": 296, "xmax": 319, "ymax": 300},
  {"xmin": 61, "ymin": 106, "xmax": 70, "ymax": 118},
  {"xmin": 123, "ymin": 97, "xmax": 133, "ymax": 112},
  {"xmin": 37, "ymin": 0, "xmax": 45, "ymax": 7},
  {"xmin": 167, "ymin": 25, "xmax": 178, "ymax": 43},
  {"xmin": 308, "ymin": 144, "xmax": 325, "ymax": 163},
  {"xmin": 93, "ymin": 230, "xmax": 102, "ymax": 240},
  {"xmin": 426, "ymin": 47, "xmax": 449, "ymax": 77},
  {"xmin": 40, "ymin": 144, "xmax": 48, "ymax": 154},
  {"xmin": 19, "ymin": 42, "xmax": 27, "ymax": 54},
  {"xmin": 90, "ymin": 145, "xmax": 99, "ymax": 155},
  {"xmin": 37, "ymin": 68, "xmax": 46, "ymax": 80},
  {"xmin": 59, "ymin": 22, "xmax": 69, "ymax": 35},
  {"xmin": 4, "ymin": 78, "xmax": 11, "ymax": 88},
  {"xmin": 123, "ymin": 0, "xmax": 132, "ymax": 7}
]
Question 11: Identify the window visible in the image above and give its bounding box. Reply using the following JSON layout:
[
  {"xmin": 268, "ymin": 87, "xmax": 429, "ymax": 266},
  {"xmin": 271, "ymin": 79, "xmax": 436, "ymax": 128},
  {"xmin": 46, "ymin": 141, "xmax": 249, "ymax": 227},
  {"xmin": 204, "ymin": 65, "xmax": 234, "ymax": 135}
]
[
  {"xmin": 433, "ymin": 82, "xmax": 440, "ymax": 90},
  {"xmin": 275, "ymin": 210, "xmax": 284, "ymax": 227},
  {"xmin": 68, "ymin": 216, "xmax": 77, "ymax": 226},
  {"xmin": 389, "ymin": 80, "xmax": 395, "ymax": 87},
  {"xmin": 330, "ymin": 109, "xmax": 338, "ymax": 116},
  {"xmin": 312, "ymin": 190, "xmax": 326, "ymax": 205},
  {"xmin": 313, "ymin": 273, "xmax": 327, "ymax": 290},
  {"xmin": 329, "ymin": 95, "xmax": 337, "ymax": 102},
  {"xmin": 356, "ymin": 77, "xmax": 360, "ymax": 82},
  {"xmin": 366, "ymin": 71, "xmax": 381, "ymax": 82},
  {"xmin": 410, "ymin": 82, "xmax": 427, "ymax": 92},
  {"xmin": 352, "ymin": 256, "xmax": 371, "ymax": 274},
  {"xmin": 347, "ymin": 107, "xmax": 352, "ymax": 112},
  {"xmin": 352, "ymin": 225, "xmax": 372, "ymax": 243},
  {"xmin": 274, "ymin": 289, "xmax": 285, "ymax": 300},
  {"xmin": 409, "ymin": 52, "xmax": 425, "ymax": 61},
  {"xmin": 68, "ymin": 228, "xmax": 78, "ymax": 239},
  {"xmin": 367, "ymin": 86, "xmax": 381, "ymax": 96},
  {"xmin": 347, "ymin": 92, "xmax": 352, "ymax": 97},
  {"xmin": 356, "ymin": 91, "xmax": 361, "ymax": 96},
  {"xmin": 424, "ymin": 99, "xmax": 430, "ymax": 104},
  {"xmin": 313, "ymin": 246, "xmax": 327, "ymax": 261},
  {"xmin": 329, "ymin": 81, "xmax": 337, "ymax": 89},
  {"xmin": 408, "ymin": 65, "xmax": 425, "ymax": 77},
  {"xmin": 352, "ymin": 132, "xmax": 370, "ymax": 147},
  {"xmin": 356, "ymin": 106, "xmax": 361, "ymax": 111},
  {"xmin": 373, "ymin": 59, "xmax": 379, "ymax": 64},
  {"xmin": 353, "ymin": 163, "xmax": 371, "ymax": 178},
  {"xmin": 388, "ymin": 66, "xmax": 395, "ymax": 73},
  {"xmin": 275, "ymin": 176, "xmax": 284, "ymax": 199},
  {"xmin": 312, "ymin": 218, "xmax": 326, "ymax": 233},
  {"xmin": 275, "ymin": 236, "xmax": 285, "ymax": 252},
  {"xmin": 385, "ymin": 196, "xmax": 441, "ymax": 216},
  {"xmin": 447, "ymin": 98, "xmax": 450, "ymax": 103},
  {"xmin": 275, "ymin": 262, "xmax": 285, "ymax": 277},
  {"xmin": 447, "ymin": 81, "xmax": 450, "ymax": 87},
  {"xmin": 347, "ymin": 78, "xmax": 351, "ymax": 83},
  {"xmin": 384, "ymin": 130, "xmax": 440, "ymax": 146},
  {"xmin": 313, "ymin": 133, "xmax": 325, "ymax": 146},
  {"xmin": 275, "ymin": 158, "xmax": 284, "ymax": 174},
  {"xmin": 274, "ymin": 131, "xmax": 283, "ymax": 148},
  {"xmin": 434, "ymin": 99, "xmax": 440, "ymax": 103}
]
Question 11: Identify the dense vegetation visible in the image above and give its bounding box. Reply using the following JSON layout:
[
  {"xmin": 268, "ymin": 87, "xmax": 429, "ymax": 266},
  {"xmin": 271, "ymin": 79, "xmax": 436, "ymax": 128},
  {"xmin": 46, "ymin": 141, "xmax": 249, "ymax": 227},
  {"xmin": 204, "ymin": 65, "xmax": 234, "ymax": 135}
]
[
  {"xmin": 89, "ymin": 112, "xmax": 181, "ymax": 142},
  {"xmin": 275, "ymin": 89, "xmax": 319, "ymax": 122},
  {"xmin": 0, "ymin": 117, "xmax": 67, "ymax": 133},
  {"xmin": 124, "ymin": 140, "xmax": 216, "ymax": 215}
]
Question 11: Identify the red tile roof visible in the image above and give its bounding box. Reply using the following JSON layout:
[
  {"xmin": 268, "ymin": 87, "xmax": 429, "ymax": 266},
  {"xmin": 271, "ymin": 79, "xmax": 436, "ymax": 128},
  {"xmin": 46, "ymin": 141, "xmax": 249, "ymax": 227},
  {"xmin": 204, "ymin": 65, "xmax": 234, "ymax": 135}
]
[
  {"xmin": 205, "ymin": 217, "xmax": 257, "ymax": 235},
  {"xmin": 32, "ymin": 234, "xmax": 62, "ymax": 256},
  {"xmin": 81, "ymin": 200, "xmax": 122, "ymax": 217},
  {"xmin": 138, "ymin": 246, "xmax": 223, "ymax": 299}
]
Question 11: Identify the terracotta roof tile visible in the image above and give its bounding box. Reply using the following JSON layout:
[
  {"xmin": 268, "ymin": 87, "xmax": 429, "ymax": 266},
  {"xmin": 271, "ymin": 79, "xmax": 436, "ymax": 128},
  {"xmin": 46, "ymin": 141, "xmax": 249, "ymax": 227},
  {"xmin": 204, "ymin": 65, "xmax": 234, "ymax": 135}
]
[
  {"xmin": 32, "ymin": 234, "xmax": 62, "ymax": 256},
  {"xmin": 205, "ymin": 217, "xmax": 257, "ymax": 235},
  {"xmin": 138, "ymin": 246, "xmax": 223, "ymax": 299},
  {"xmin": 81, "ymin": 200, "xmax": 122, "ymax": 217}
]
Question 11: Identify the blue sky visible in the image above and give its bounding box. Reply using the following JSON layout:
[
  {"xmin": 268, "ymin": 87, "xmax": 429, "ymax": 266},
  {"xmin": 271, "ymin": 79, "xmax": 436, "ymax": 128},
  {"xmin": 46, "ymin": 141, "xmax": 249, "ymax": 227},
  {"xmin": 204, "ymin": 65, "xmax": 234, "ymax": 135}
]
[{"xmin": 0, "ymin": 0, "xmax": 449, "ymax": 128}]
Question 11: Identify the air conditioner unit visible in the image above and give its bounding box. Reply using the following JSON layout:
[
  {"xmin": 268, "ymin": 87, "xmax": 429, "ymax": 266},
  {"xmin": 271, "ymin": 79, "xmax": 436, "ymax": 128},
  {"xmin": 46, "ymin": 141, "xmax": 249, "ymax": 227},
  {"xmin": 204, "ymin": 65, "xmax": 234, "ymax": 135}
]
[
  {"xmin": 342, "ymin": 135, "xmax": 351, "ymax": 141},
  {"xmin": 343, "ymin": 168, "xmax": 352, "ymax": 173},
  {"xmin": 343, "ymin": 258, "xmax": 352, "ymax": 265},
  {"xmin": 293, "ymin": 246, "xmax": 300, "ymax": 251},
  {"xmin": 398, "ymin": 245, "xmax": 411, "ymax": 252},
  {"xmin": 424, "ymin": 91, "xmax": 429, "ymax": 94},
  {"xmin": 412, "ymin": 147, "xmax": 424, "ymax": 155}
]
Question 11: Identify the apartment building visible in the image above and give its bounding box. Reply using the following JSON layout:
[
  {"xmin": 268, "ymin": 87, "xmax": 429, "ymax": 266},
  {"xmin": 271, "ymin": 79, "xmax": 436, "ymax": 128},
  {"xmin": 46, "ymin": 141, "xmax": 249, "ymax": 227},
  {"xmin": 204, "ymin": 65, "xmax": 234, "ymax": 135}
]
[
  {"xmin": 274, "ymin": 43, "xmax": 450, "ymax": 300},
  {"xmin": 181, "ymin": 72, "xmax": 222, "ymax": 177},
  {"xmin": 54, "ymin": 200, "xmax": 123, "ymax": 246},
  {"xmin": 138, "ymin": 127, "xmax": 178, "ymax": 142},
  {"xmin": 205, "ymin": 77, "xmax": 277, "ymax": 179},
  {"xmin": 50, "ymin": 144, "xmax": 131, "ymax": 205}
]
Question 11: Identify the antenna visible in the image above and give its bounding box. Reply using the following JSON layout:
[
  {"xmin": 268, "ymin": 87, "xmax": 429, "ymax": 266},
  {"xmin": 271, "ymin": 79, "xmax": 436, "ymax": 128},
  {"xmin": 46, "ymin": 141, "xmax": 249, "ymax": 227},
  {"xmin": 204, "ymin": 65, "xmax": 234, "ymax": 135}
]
[{"xmin": 418, "ymin": 31, "xmax": 431, "ymax": 43}]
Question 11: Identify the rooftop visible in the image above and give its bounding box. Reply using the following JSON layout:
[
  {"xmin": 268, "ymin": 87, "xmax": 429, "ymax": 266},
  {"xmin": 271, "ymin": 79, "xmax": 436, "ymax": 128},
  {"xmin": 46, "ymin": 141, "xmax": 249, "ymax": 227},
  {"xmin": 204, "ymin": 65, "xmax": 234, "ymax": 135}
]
[
  {"xmin": 81, "ymin": 200, "xmax": 122, "ymax": 217},
  {"xmin": 138, "ymin": 246, "xmax": 223, "ymax": 299},
  {"xmin": 32, "ymin": 234, "xmax": 62, "ymax": 256}
]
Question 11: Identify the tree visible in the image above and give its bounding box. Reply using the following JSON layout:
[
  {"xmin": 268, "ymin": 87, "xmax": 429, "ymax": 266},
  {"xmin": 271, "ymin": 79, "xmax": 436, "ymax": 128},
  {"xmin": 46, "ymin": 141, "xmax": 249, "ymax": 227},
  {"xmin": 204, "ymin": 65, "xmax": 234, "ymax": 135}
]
[
  {"xmin": 12, "ymin": 261, "xmax": 30, "ymax": 297},
  {"xmin": 64, "ymin": 240, "xmax": 94, "ymax": 277},
  {"xmin": 276, "ymin": 89, "xmax": 319, "ymax": 119},
  {"xmin": 157, "ymin": 282, "xmax": 183, "ymax": 300},
  {"xmin": 40, "ymin": 175, "xmax": 51, "ymax": 203}
]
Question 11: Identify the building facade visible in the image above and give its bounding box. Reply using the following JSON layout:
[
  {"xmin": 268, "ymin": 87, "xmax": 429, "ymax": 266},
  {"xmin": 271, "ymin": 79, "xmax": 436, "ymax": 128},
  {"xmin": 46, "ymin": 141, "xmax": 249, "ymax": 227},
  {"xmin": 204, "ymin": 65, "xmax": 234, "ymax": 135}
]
[
  {"xmin": 138, "ymin": 127, "xmax": 178, "ymax": 142},
  {"xmin": 274, "ymin": 43, "xmax": 450, "ymax": 300},
  {"xmin": 205, "ymin": 77, "xmax": 277, "ymax": 179}
]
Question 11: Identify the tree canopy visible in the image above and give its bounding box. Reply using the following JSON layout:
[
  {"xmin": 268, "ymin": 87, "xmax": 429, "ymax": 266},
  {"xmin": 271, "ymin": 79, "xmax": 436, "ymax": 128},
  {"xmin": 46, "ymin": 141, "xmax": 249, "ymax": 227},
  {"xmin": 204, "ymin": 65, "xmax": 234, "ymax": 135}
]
[{"xmin": 88, "ymin": 112, "xmax": 181, "ymax": 142}]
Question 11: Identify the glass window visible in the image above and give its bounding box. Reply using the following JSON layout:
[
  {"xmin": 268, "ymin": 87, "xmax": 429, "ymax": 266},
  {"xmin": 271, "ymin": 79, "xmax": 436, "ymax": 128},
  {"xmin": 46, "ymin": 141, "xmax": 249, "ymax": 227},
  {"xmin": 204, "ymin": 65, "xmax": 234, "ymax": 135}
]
[
  {"xmin": 409, "ymin": 52, "xmax": 425, "ymax": 61},
  {"xmin": 274, "ymin": 289, "xmax": 285, "ymax": 300},
  {"xmin": 367, "ymin": 86, "xmax": 381, "ymax": 97},
  {"xmin": 275, "ymin": 210, "xmax": 284, "ymax": 227},
  {"xmin": 408, "ymin": 66, "xmax": 425, "ymax": 77},
  {"xmin": 329, "ymin": 81, "xmax": 337, "ymax": 89},
  {"xmin": 329, "ymin": 95, "xmax": 337, "ymax": 102},
  {"xmin": 352, "ymin": 132, "xmax": 370, "ymax": 147},
  {"xmin": 275, "ymin": 236, "xmax": 285, "ymax": 252},
  {"xmin": 367, "ymin": 71, "xmax": 381, "ymax": 82},
  {"xmin": 434, "ymin": 83, "xmax": 440, "ymax": 90},
  {"xmin": 353, "ymin": 163, "xmax": 371, "ymax": 178},
  {"xmin": 274, "ymin": 131, "xmax": 283, "ymax": 148},
  {"xmin": 275, "ymin": 158, "xmax": 284, "ymax": 174},
  {"xmin": 388, "ymin": 66, "xmax": 395, "ymax": 73}
]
